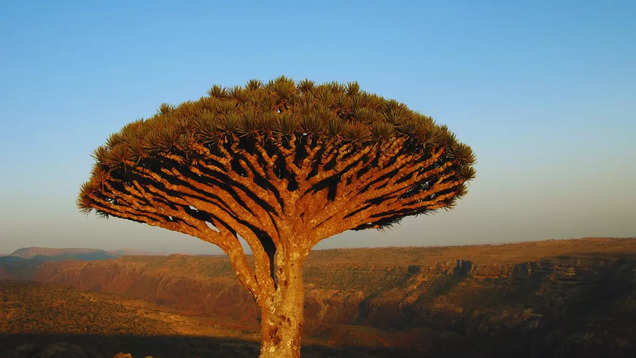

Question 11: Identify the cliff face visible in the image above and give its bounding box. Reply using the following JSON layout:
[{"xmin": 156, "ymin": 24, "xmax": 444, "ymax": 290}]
[{"xmin": 32, "ymin": 238, "xmax": 636, "ymax": 356}]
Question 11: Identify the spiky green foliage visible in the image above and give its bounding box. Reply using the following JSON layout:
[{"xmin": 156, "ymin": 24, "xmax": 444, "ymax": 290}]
[{"xmin": 95, "ymin": 78, "xmax": 470, "ymax": 155}]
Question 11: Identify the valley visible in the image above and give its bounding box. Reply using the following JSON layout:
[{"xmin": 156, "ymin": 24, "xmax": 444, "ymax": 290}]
[{"xmin": 1, "ymin": 237, "xmax": 635, "ymax": 357}]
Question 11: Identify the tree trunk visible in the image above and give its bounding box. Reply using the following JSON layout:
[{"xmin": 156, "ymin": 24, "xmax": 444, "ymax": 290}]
[{"xmin": 258, "ymin": 254, "xmax": 305, "ymax": 358}]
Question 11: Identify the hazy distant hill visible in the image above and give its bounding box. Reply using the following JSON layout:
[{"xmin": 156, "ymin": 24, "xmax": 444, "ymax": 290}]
[
  {"xmin": 24, "ymin": 237, "xmax": 636, "ymax": 357},
  {"xmin": 9, "ymin": 247, "xmax": 117, "ymax": 261},
  {"xmin": 0, "ymin": 247, "xmax": 119, "ymax": 281},
  {"xmin": 0, "ymin": 246, "xmax": 182, "ymax": 282}
]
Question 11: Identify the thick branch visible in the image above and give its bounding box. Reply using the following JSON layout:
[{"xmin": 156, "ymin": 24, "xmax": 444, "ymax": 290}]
[{"xmin": 82, "ymin": 133, "xmax": 470, "ymax": 296}]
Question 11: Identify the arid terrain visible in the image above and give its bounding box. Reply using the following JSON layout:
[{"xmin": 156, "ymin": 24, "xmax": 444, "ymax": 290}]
[{"xmin": 1, "ymin": 237, "xmax": 635, "ymax": 357}]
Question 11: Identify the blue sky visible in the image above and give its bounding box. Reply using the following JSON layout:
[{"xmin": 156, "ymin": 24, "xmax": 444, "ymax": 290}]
[{"xmin": 1, "ymin": 1, "xmax": 634, "ymax": 254}]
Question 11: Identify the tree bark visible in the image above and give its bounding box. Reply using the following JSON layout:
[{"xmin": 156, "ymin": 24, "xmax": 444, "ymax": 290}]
[{"xmin": 258, "ymin": 253, "xmax": 305, "ymax": 358}]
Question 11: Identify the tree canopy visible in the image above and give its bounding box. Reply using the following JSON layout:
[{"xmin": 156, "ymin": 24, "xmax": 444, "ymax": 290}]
[{"xmin": 79, "ymin": 76, "xmax": 475, "ymax": 232}]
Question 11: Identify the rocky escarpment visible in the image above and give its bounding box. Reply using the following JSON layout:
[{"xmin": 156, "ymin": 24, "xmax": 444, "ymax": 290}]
[{"xmin": 32, "ymin": 238, "xmax": 636, "ymax": 356}]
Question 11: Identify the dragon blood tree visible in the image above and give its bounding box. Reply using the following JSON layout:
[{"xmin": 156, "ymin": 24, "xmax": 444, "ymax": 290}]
[{"xmin": 78, "ymin": 77, "xmax": 475, "ymax": 358}]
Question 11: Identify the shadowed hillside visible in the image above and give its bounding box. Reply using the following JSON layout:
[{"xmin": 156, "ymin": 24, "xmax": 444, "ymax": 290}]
[
  {"xmin": 2, "ymin": 238, "xmax": 635, "ymax": 357},
  {"xmin": 0, "ymin": 282, "xmax": 415, "ymax": 357}
]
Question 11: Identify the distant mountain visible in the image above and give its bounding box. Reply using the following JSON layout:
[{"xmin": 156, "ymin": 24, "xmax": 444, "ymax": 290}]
[
  {"xmin": 0, "ymin": 246, "xmax": 179, "ymax": 281},
  {"xmin": 9, "ymin": 247, "xmax": 118, "ymax": 260},
  {"xmin": 0, "ymin": 247, "xmax": 119, "ymax": 281}
]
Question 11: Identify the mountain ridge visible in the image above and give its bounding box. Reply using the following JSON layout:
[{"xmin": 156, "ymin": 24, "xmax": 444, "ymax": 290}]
[{"xmin": 7, "ymin": 247, "xmax": 169, "ymax": 259}]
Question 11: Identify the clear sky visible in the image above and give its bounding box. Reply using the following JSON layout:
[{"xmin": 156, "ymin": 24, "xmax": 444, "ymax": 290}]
[{"xmin": 1, "ymin": 1, "xmax": 634, "ymax": 255}]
